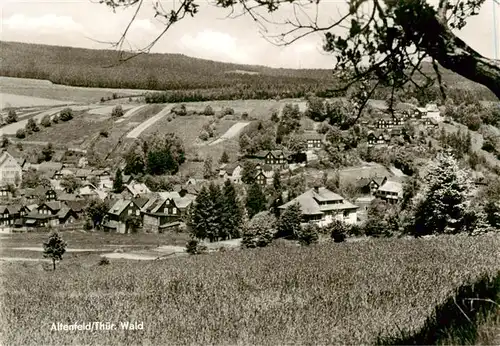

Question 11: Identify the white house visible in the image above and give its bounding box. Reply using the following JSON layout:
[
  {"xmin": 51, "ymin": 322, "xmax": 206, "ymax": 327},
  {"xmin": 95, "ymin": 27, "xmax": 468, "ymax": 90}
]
[
  {"xmin": 0, "ymin": 151, "xmax": 22, "ymax": 187},
  {"xmin": 279, "ymin": 186, "xmax": 358, "ymax": 227}
]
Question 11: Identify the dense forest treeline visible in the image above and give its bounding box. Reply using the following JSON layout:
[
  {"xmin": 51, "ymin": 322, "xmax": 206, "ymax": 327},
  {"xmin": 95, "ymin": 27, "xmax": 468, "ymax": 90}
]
[{"xmin": 1, "ymin": 41, "xmax": 497, "ymax": 102}]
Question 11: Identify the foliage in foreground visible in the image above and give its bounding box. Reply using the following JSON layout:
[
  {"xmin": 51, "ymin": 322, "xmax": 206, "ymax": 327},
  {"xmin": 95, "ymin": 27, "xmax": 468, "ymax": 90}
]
[{"xmin": 2, "ymin": 235, "xmax": 499, "ymax": 345}]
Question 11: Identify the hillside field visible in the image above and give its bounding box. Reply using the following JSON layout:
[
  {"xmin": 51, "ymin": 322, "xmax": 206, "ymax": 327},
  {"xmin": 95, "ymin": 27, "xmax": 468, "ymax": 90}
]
[{"xmin": 1, "ymin": 234, "xmax": 499, "ymax": 345}]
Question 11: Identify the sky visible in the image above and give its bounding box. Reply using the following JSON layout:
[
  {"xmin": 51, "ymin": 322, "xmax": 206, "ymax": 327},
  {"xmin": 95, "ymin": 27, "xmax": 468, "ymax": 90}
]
[{"xmin": 1, "ymin": 0, "xmax": 498, "ymax": 68}]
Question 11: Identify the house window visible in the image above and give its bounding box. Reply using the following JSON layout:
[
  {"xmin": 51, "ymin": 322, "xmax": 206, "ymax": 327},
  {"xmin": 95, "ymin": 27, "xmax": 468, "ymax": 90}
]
[
  {"xmin": 166, "ymin": 200, "xmax": 170, "ymax": 205},
  {"xmin": 164, "ymin": 208, "xmax": 169, "ymax": 215},
  {"xmin": 135, "ymin": 210, "xmax": 140, "ymax": 216},
  {"xmin": 172, "ymin": 208, "xmax": 177, "ymax": 215},
  {"xmin": 128, "ymin": 209, "xmax": 132, "ymax": 215}
]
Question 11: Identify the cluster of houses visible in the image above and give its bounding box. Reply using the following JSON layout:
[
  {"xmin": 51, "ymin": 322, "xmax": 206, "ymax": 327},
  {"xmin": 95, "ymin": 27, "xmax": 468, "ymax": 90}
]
[
  {"xmin": 364, "ymin": 103, "xmax": 441, "ymax": 147},
  {"xmin": 0, "ymin": 100, "xmax": 424, "ymax": 233}
]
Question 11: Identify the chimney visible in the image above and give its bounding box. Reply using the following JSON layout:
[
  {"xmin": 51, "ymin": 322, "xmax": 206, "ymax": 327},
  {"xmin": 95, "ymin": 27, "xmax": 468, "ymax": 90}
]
[{"xmin": 313, "ymin": 185, "xmax": 320, "ymax": 193}]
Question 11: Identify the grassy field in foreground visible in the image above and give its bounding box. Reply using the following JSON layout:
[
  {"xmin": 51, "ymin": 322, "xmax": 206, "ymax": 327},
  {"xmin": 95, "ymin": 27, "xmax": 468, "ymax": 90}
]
[{"xmin": 1, "ymin": 234, "xmax": 499, "ymax": 345}]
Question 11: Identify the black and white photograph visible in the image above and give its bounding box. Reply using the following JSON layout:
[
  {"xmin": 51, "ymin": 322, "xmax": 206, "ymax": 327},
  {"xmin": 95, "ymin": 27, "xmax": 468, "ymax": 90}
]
[{"xmin": 0, "ymin": 0, "xmax": 499, "ymax": 344}]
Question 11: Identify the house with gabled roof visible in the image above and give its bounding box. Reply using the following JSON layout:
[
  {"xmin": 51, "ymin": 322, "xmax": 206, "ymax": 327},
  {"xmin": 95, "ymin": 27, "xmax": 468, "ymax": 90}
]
[
  {"xmin": 279, "ymin": 186, "xmax": 358, "ymax": 227},
  {"xmin": 141, "ymin": 192, "xmax": 195, "ymax": 233},
  {"xmin": 355, "ymin": 177, "xmax": 388, "ymax": 195},
  {"xmin": 0, "ymin": 205, "xmax": 22, "ymax": 227},
  {"xmin": 23, "ymin": 201, "xmax": 78, "ymax": 228},
  {"xmin": 102, "ymin": 198, "xmax": 142, "ymax": 233},
  {"xmin": 218, "ymin": 162, "xmax": 243, "ymax": 183},
  {"xmin": 122, "ymin": 180, "xmax": 151, "ymax": 199},
  {"xmin": 0, "ymin": 185, "xmax": 13, "ymax": 200},
  {"xmin": 75, "ymin": 168, "xmax": 93, "ymax": 181},
  {"xmin": 302, "ymin": 131, "xmax": 323, "ymax": 149},
  {"xmin": 248, "ymin": 150, "xmax": 290, "ymax": 170},
  {"xmin": 367, "ymin": 131, "xmax": 390, "ymax": 146},
  {"xmin": 375, "ymin": 180, "xmax": 403, "ymax": 204},
  {"xmin": 255, "ymin": 163, "xmax": 274, "ymax": 186},
  {"xmin": 0, "ymin": 151, "xmax": 22, "ymax": 187}
]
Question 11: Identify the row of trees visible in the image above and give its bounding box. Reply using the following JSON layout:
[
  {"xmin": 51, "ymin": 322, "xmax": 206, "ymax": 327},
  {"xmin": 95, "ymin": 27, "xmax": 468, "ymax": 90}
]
[{"xmin": 15, "ymin": 108, "xmax": 74, "ymax": 139}]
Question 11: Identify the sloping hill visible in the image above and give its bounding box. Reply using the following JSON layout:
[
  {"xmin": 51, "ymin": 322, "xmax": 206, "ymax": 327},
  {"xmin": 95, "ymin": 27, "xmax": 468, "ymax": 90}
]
[
  {"xmin": 1, "ymin": 41, "xmax": 496, "ymax": 102},
  {"xmin": 0, "ymin": 41, "xmax": 332, "ymax": 92}
]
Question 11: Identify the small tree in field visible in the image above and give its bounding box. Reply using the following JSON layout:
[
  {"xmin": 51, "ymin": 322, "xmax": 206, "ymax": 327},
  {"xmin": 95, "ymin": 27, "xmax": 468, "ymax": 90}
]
[
  {"xmin": 41, "ymin": 115, "xmax": 52, "ymax": 127},
  {"xmin": 219, "ymin": 151, "xmax": 229, "ymax": 164},
  {"xmin": 15, "ymin": 129, "xmax": 26, "ymax": 139},
  {"xmin": 203, "ymin": 105, "xmax": 215, "ymax": 116},
  {"xmin": 111, "ymin": 105, "xmax": 124, "ymax": 118},
  {"xmin": 59, "ymin": 108, "xmax": 73, "ymax": 121},
  {"xmin": 6, "ymin": 110, "xmax": 18, "ymax": 124},
  {"xmin": 43, "ymin": 232, "xmax": 67, "ymax": 271}
]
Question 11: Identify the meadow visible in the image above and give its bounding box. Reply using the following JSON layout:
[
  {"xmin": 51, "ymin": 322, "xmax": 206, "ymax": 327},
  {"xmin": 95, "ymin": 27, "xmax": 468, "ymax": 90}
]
[
  {"xmin": 0, "ymin": 76, "xmax": 149, "ymax": 104},
  {"xmin": 1, "ymin": 234, "xmax": 499, "ymax": 345}
]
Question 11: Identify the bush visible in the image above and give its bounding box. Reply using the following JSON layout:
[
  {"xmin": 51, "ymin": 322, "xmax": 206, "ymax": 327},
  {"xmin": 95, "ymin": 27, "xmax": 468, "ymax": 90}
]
[
  {"xmin": 171, "ymin": 104, "xmax": 187, "ymax": 116},
  {"xmin": 223, "ymin": 107, "xmax": 235, "ymax": 116},
  {"xmin": 166, "ymin": 116, "xmax": 173, "ymax": 122},
  {"xmin": 199, "ymin": 130, "xmax": 209, "ymax": 141},
  {"xmin": 59, "ymin": 108, "xmax": 73, "ymax": 121},
  {"xmin": 111, "ymin": 105, "xmax": 124, "ymax": 118},
  {"xmin": 242, "ymin": 211, "xmax": 277, "ymax": 248},
  {"xmin": 203, "ymin": 105, "xmax": 215, "ymax": 116},
  {"xmin": 242, "ymin": 112, "xmax": 249, "ymax": 120},
  {"xmin": 185, "ymin": 239, "xmax": 208, "ymax": 255},
  {"xmin": 98, "ymin": 257, "xmax": 110, "ymax": 266},
  {"xmin": 6, "ymin": 110, "xmax": 17, "ymax": 124},
  {"xmin": 297, "ymin": 222, "xmax": 319, "ymax": 246},
  {"xmin": 52, "ymin": 115, "xmax": 60, "ymax": 124},
  {"xmin": 99, "ymin": 130, "xmax": 109, "ymax": 138},
  {"xmin": 482, "ymin": 140, "xmax": 496, "ymax": 153},
  {"xmin": 15, "ymin": 129, "xmax": 26, "ymax": 139},
  {"xmin": 327, "ymin": 220, "xmax": 348, "ymax": 242},
  {"xmin": 40, "ymin": 115, "xmax": 51, "ymax": 127}
]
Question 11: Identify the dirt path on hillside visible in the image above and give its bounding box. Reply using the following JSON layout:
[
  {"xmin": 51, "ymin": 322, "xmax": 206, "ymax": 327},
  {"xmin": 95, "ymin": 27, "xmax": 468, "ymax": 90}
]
[
  {"xmin": 115, "ymin": 105, "xmax": 147, "ymax": 123},
  {"xmin": 209, "ymin": 122, "xmax": 250, "ymax": 146},
  {"xmin": 126, "ymin": 105, "xmax": 171, "ymax": 139}
]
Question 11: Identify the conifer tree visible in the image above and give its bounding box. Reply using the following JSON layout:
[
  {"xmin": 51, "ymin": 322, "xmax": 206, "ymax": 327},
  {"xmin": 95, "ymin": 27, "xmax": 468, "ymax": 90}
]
[
  {"xmin": 276, "ymin": 202, "xmax": 302, "ymax": 239},
  {"xmin": 188, "ymin": 186, "xmax": 211, "ymax": 240},
  {"xmin": 413, "ymin": 152, "xmax": 473, "ymax": 236},
  {"xmin": 203, "ymin": 157, "xmax": 214, "ymax": 179},
  {"xmin": 219, "ymin": 151, "xmax": 229, "ymax": 164},
  {"xmin": 245, "ymin": 183, "xmax": 267, "ymax": 219},
  {"xmin": 205, "ymin": 183, "xmax": 223, "ymax": 241},
  {"xmin": 272, "ymin": 171, "xmax": 282, "ymax": 192},
  {"xmin": 221, "ymin": 179, "xmax": 243, "ymax": 239},
  {"xmin": 113, "ymin": 168, "xmax": 123, "ymax": 193}
]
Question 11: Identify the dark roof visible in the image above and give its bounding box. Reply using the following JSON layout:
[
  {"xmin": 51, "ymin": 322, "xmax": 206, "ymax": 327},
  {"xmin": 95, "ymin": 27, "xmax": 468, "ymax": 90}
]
[
  {"xmin": 65, "ymin": 200, "xmax": 87, "ymax": 213},
  {"xmin": 108, "ymin": 199, "xmax": 132, "ymax": 216},
  {"xmin": 132, "ymin": 197, "xmax": 149, "ymax": 209},
  {"xmin": 42, "ymin": 201, "xmax": 65, "ymax": 212},
  {"xmin": 25, "ymin": 211, "xmax": 57, "ymax": 220},
  {"xmin": 302, "ymin": 131, "xmax": 322, "ymax": 141}
]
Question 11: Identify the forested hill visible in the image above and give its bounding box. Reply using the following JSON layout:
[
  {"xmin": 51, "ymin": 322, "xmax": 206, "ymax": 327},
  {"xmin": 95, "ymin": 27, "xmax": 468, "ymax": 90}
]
[
  {"xmin": 0, "ymin": 41, "xmax": 334, "ymax": 91},
  {"xmin": 1, "ymin": 41, "xmax": 496, "ymax": 101}
]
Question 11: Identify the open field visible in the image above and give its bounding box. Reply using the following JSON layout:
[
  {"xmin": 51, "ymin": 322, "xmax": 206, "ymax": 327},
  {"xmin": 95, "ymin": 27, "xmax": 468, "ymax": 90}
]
[
  {"xmin": 0, "ymin": 234, "xmax": 498, "ymax": 345},
  {"xmin": 0, "ymin": 92, "xmax": 74, "ymax": 109},
  {"xmin": 0, "ymin": 76, "xmax": 150, "ymax": 104}
]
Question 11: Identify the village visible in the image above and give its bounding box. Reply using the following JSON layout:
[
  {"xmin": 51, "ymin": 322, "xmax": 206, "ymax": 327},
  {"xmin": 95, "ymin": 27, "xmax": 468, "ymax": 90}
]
[{"xmin": 0, "ymin": 101, "xmax": 444, "ymax": 235}]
